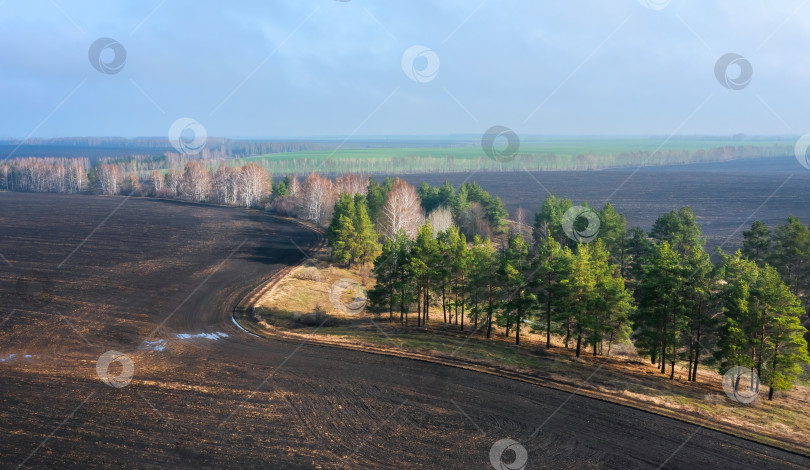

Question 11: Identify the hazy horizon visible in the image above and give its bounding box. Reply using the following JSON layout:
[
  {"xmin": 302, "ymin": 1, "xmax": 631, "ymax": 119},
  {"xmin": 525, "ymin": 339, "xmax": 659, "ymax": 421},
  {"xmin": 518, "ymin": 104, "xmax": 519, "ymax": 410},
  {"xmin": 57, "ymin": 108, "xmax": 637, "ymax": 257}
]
[{"xmin": 0, "ymin": 134, "xmax": 802, "ymax": 143}]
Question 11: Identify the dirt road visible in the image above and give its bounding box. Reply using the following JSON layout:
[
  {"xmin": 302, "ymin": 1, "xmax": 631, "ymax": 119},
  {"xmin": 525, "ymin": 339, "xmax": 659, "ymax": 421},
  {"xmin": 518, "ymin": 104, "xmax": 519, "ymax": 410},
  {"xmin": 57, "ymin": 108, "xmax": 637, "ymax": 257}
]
[{"xmin": 0, "ymin": 193, "xmax": 806, "ymax": 469}]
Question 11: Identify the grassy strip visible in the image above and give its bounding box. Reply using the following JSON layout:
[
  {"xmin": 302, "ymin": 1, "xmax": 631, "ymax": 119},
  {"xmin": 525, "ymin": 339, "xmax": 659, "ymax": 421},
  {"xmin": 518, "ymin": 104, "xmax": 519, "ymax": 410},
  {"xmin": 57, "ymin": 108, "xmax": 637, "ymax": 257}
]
[
  {"xmin": 230, "ymin": 138, "xmax": 794, "ymax": 174},
  {"xmin": 234, "ymin": 260, "xmax": 810, "ymax": 458}
]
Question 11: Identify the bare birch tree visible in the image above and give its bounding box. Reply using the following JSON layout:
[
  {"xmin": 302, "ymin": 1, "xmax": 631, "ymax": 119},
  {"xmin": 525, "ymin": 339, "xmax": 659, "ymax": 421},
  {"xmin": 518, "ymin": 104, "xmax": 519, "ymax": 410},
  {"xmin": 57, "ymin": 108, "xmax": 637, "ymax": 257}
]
[
  {"xmin": 180, "ymin": 161, "xmax": 211, "ymax": 202},
  {"xmin": 164, "ymin": 169, "xmax": 182, "ymax": 197},
  {"xmin": 428, "ymin": 206, "xmax": 454, "ymax": 236},
  {"xmin": 334, "ymin": 173, "xmax": 368, "ymax": 197},
  {"xmin": 380, "ymin": 178, "xmax": 423, "ymax": 239},
  {"xmin": 239, "ymin": 163, "xmax": 271, "ymax": 208},
  {"xmin": 150, "ymin": 170, "xmax": 164, "ymax": 195},
  {"xmin": 298, "ymin": 172, "xmax": 336, "ymax": 225},
  {"xmin": 514, "ymin": 207, "xmax": 529, "ymax": 239},
  {"xmin": 96, "ymin": 163, "xmax": 123, "ymax": 195}
]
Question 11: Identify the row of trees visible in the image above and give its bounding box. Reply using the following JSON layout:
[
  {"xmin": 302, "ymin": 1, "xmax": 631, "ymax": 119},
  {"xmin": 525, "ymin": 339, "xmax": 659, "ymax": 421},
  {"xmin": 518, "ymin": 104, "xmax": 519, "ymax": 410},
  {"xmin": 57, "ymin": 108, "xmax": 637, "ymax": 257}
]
[
  {"xmin": 325, "ymin": 183, "xmax": 808, "ymax": 401},
  {"xmin": 1, "ymin": 157, "xmax": 510, "ymax": 244},
  {"xmin": 742, "ymin": 217, "xmax": 810, "ymax": 301},
  {"xmin": 368, "ymin": 220, "xmax": 634, "ymax": 356},
  {"xmin": 3, "ymin": 158, "xmax": 276, "ymax": 209},
  {"xmin": 1, "ymin": 158, "xmax": 88, "ymax": 194}
]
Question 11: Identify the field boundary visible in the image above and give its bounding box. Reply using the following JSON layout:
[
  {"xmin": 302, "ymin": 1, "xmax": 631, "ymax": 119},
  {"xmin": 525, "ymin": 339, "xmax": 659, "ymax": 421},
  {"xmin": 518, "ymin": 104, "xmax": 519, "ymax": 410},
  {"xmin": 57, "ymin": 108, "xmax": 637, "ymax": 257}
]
[{"xmin": 231, "ymin": 223, "xmax": 810, "ymax": 460}]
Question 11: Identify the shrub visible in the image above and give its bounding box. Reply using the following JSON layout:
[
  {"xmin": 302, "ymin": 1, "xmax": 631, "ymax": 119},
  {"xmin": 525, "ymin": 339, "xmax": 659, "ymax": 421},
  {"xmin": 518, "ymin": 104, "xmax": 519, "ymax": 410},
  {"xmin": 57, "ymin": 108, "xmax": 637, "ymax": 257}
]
[
  {"xmin": 294, "ymin": 305, "xmax": 334, "ymax": 326},
  {"xmin": 296, "ymin": 267, "xmax": 322, "ymax": 282},
  {"xmin": 270, "ymin": 196, "xmax": 297, "ymax": 216}
]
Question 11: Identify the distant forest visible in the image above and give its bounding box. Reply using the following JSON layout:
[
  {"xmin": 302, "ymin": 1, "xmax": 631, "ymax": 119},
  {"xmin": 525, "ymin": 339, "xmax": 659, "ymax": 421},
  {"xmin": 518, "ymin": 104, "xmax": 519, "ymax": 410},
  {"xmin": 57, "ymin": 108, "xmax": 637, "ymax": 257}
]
[{"xmin": 0, "ymin": 136, "xmax": 796, "ymax": 175}]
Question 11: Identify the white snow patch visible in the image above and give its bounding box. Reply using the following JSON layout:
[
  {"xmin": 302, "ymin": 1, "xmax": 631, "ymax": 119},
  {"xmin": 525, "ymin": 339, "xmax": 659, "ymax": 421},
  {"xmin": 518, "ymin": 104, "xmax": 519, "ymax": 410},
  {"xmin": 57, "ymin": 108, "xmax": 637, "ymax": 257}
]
[
  {"xmin": 232, "ymin": 315, "xmax": 260, "ymax": 338},
  {"xmin": 175, "ymin": 332, "xmax": 228, "ymax": 341},
  {"xmin": 140, "ymin": 339, "xmax": 167, "ymax": 352},
  {"xmin": 1, "ymin": 353, "xmax": 37, "ymax": 363}
]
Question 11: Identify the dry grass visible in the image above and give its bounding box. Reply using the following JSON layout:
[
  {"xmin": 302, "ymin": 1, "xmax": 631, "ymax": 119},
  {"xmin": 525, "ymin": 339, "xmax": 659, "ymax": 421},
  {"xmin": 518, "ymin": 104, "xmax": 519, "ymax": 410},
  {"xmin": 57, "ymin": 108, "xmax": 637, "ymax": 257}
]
[{"xmin": 253, "ymin": 261, "xmax": 810, "ymax": 454}]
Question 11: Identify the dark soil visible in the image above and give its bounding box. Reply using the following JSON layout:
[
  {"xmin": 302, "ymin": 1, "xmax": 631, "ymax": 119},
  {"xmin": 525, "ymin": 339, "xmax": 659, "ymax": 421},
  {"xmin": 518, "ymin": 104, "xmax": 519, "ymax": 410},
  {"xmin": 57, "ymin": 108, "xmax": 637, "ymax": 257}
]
[
  {"xmin": 390, "ymin": 156, "xmax": 810, "ymax": 251},
  {"xmin": 1, "ymin": 192, "xmax": 808, "ymax": 469}
]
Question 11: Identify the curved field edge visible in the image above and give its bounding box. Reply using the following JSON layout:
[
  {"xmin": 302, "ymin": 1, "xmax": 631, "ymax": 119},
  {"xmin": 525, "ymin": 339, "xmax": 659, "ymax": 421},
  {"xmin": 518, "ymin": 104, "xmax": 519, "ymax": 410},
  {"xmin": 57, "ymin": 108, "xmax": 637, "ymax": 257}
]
[{"xmin": 231, "ymin": 240, "xmax": 810, "ymax": 460}]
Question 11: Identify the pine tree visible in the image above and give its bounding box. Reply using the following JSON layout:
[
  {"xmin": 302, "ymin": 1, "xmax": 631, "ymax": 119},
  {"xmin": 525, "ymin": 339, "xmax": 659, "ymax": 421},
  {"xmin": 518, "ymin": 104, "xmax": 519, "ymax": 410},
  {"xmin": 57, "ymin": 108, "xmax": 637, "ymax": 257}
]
[
  {"xmin": 392, "ymin": 232, "xmax": 414, "ymax": 325},
  {"xmin": 369, "ymin": 239, "xmax": 396, "ymax": 321},
  {"xmin": 438, "ymin": 180, "xmax": 455, "ymax": 204},
  {"xmin": 366, "ymin": 177, "xmax": 389, "ymax": 224},
  {"xmin": 272, "ymin": 180, "xmax": 288, "ymax": 199},
  {"xmin": 598, "ymin": 202, "xmax": 628, "ymax": 275},
  {"xmin": 758, "ymin": 264, "xmax": 810, "ymax": 400},
  {"xmin": 716, "ymin": 252, "xmax": 759, "ymax": 377},
  {"xmin": 443, "ymin": 226, "xmax": 463, "ymax": 325},
  {"xmin": 327, "ymin": 194, "xmax": 357, "ymax": 266},
  {"xmin": 769, "ymin": 215, "xmax": 810, "ymax": 297},
  {"xmin": 680, "ymin": 246, "xmax": 717, "ymax": 382},
  {"xmin": 531, "ymin": 237, "xmax": 572, "ymax": 348},
  {"xmin": 649, "ymin": 207, "xmax": 705, "ymax": 255},
  {"xmin": 625, "ymin": 226, "xmax": 652, "ymax": 292},
  {"xmin": 499, "ymin": 234, "xmax": 535, "ymax": 345},
  {"xmin": 718, "ymin": 252, "xmax": 810, "ymax": 400},
  {"xmin": 410, "ymin": 221, "xmax": 438, "ymax": 328},
  {"xmin": 435, "ymin": 228, "xmax": 454, "ymax": 324},
  {"xmin": 589, "ymin": 239, "xmax": 633, "ymax": 357},
  {"xmin": 741, "ymin": 220, "xmax": 770, "ymax": 266},
  {"xmin": 533, "ymin": 194, "xmax": 574, "ymax": 247},
  {"xmin": 452, "ymin": 229, "xmax": 470, "ymax": 331},
  {"xmin": 469, "ymin": 235, "xmax": 499, "ymax": 338},
  {"xmin": 568, "ymin": 243, "xmax": 596, "ymax": 357},
  {"xmin": 352, "ymin": 194, "xmax": 381, "ymax": 268},
  {"xmin": 633, "ymin": 242, "xmax": 683, "ymax": 373}
]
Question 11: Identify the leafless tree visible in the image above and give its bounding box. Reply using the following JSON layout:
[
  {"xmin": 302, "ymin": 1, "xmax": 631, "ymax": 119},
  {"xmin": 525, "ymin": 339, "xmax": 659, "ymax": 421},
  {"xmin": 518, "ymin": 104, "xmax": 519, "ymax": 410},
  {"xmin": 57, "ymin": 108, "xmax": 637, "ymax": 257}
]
[
  {"xmin": 458, "ymin": 202, "xmax": 492, "ymax": 240},
  {"xmin": 68, "ymin": 159, "xmax": 86, "ymax": 192},
  {"xmin": 122, "ymin": 172, "xmax": 141, "ymax": 195},
  {"xmin": 180, "ymin": 161, "xmax": 211, "ymax": 202},
  {"xmin": 298, "ymin": 172, "xmax": 336, "ymax": 225},
  {"xmin": 287, "ymin": 175, "xmax": 300, "ymax": 197},
  {"xmin": 334, "ymin": 173, "xmax": 368, "ymax": 197},
  {"xmin": 149, "ymin": 170, "xmax": 164, "ymax": 195},
  {"xmin": 239, "ymin": 163, "xmax": 271, "ymax": 208},
  {"xmin": 212, "ymin": 165, "xmax": 239, "ymax": 206},
  {"xmin": 514, "ymin": 207, "xmax": 528, "ymax": 239},
  {"xmin": 3, "ymin": 158, "xmax": 87, "ymax": 194},
  {"xmin": 428, "ymin": 206, "xmax": 454, "ymax": 236},
  {"xmin": 0, "ymin": 164, "xmax": 8, "ymax": 190},
  {"xmin": 163, "ymin": 169, "xmax": 182, "ymax": 197},
  {"xmin": 380, "ymin": 178, "xmax": 423, "ymax": 239},
  {"xmin": 96, "ymin": 163, "xmax": 123, "ymax": 195}
]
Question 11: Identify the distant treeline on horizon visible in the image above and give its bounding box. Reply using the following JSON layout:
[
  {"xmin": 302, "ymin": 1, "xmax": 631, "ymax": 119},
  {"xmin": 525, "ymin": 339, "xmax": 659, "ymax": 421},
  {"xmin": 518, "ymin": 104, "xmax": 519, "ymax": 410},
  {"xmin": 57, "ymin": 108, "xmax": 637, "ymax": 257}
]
[{"xmin": 0, "ymin": 136, "xmax": 797, "ymax": 175}]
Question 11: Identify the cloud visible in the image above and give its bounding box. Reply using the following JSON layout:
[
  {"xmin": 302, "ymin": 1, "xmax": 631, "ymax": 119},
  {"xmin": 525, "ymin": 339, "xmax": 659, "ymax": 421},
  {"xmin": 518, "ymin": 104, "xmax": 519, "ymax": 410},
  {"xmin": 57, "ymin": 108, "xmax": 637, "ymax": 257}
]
[{"xmin": 0, "ymin": 0, "xmax": 808, "ymax": 138}]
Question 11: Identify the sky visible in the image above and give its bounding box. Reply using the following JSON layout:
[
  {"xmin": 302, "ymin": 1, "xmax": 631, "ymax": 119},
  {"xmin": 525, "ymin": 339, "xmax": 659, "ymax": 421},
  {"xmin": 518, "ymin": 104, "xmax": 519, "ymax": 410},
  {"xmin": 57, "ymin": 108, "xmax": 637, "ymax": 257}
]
[{"xmin": 2, "ymin": 0, "xmax": 810, "ymax": 139}]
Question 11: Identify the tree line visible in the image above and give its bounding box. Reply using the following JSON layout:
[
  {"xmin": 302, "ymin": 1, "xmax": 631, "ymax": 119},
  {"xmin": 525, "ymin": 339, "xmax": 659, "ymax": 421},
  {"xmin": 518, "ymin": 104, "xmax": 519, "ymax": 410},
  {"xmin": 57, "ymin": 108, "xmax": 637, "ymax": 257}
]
[
  {"xmin": 4, "ymin": 157, "xmax": 808, "ymax": 400},
  {"xmin": 323, "ymin": 184, "xmax": 809, "ymax": 401}
]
